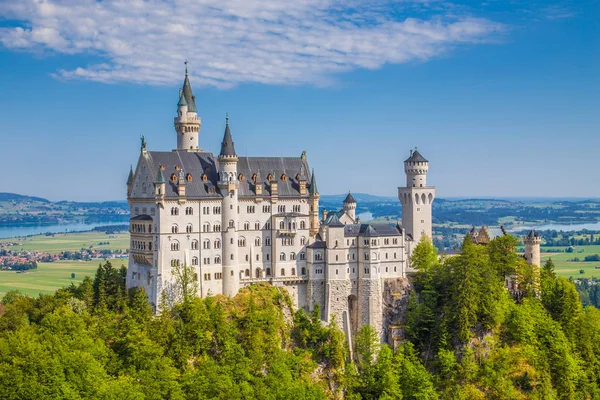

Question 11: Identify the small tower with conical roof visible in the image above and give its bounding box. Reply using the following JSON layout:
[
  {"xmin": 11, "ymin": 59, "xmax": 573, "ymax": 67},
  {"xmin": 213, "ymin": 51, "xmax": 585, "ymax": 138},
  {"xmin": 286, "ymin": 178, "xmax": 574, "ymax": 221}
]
[
  {"xmin": 309, "ymin": 169, "xmax": 320, "ymax": 238},
  {"xmin": 154, "ymin": 166, "xmax": 166, "ymax": 207},
  {"xmin": 218, "ymin": 114, "xmax": 240, "ymax": 297},
  {"xmin": 343, "ymin": 192, "xmax": 357, "ymax": 222},
  {"xmin": 398, "ymin": 148, "xmax": 436, "ymax": 248},
  {"xmin": 524, "ymin": 230, "xmax": 541, "ymax": 269},
  {"xmin": 126, "ymin": 165, "xmax": 134, "ymax": 198},
  {"xmin": 174, "ymin": 64, "xmax": 201, "ymax": 151}
]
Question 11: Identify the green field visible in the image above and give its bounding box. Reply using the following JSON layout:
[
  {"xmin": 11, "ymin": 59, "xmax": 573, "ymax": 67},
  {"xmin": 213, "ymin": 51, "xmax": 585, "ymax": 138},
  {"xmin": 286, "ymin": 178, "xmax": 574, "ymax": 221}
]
[
  {"xmin": 0, "ymin": 258, "xmax": 128, "ymax": 298},
  {"xmin": 4, "ymin": 231, "xmax": 130, "ymax": 253},
  {"xmin": 542, "ymin": 245, "xmax": 600, "ymax": 279}
]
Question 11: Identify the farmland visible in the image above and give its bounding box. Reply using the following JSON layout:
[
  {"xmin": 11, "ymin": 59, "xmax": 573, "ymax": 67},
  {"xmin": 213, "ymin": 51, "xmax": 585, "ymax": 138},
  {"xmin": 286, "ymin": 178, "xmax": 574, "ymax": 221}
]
[
  {"xmin": 4, "ymin": 231, "xmax": 130, "ymax": 253},
  {"xmin": 542, "ymin": 245, "xmax": 600, "ymax": 279},
  {"xmin": 0, "ymin": 258, "xmax": 128, "ymax": 298}
]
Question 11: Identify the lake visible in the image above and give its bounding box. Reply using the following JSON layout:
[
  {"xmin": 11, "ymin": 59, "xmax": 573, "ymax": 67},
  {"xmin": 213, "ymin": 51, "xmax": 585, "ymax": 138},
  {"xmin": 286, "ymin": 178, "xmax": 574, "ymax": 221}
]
[
  {"xmin": 508, "ymin": 222, "xmax": 600, "ymax": 232},
  {"xmin": 0, "ymin": 221, "xmax": 127, "ymax": 239}
]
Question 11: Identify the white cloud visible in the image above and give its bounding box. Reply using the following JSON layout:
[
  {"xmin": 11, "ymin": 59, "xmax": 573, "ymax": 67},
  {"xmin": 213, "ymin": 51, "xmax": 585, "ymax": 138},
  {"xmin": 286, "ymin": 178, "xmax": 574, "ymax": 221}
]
[{"xmin": 0, "ymin": 0, "xmax": 503, "ymax": 87}]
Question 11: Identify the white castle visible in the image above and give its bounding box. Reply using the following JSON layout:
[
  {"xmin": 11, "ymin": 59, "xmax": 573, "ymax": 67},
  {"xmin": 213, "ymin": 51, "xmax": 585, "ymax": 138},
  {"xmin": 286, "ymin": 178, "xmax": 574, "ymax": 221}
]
[{"xmin": 126, "ymin": 68, "xmax": 436, "ymax": 341}]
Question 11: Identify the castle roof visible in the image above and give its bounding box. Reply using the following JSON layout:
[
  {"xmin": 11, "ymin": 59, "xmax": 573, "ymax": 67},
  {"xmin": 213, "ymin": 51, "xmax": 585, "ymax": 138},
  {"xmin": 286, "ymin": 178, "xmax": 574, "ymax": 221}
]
[
  {"xmin": 470, "ymin": 225, "xmax": 507, "ymax": 244},
  {"xmin": 343, "ymin": 192, "xmax": 356, "ymax": 204},
  {"xmin": 405, "ymin": 149, "xmax": 428, "ymax": 163},
  {"xmin": 344, "ymin": 223, "xmax": 401, "ymax": 238},
  {"xmin": 155, "ymin": 167, "xmax": 165, "ymax": 184},
  {"xmin": 131, "ymin": 214, "xmax": 153, "ymax": 221},
  {"xmin": 177, "ymin": 89, "xmax": 188, "ymax": 107},
  {"xmin": 324, "ymin": 213, "xmax": 344, "ymax": 227},
  {"xmin": 527, "ymin": 229, "xmax": 539, "ymax": 239},
  {"xmin": 307, "ymin": 240, "xmax": 327, "ymax": 249},
  {"xmin": 140, "ymin": 151, "xmax": 312, "ymax": 199},
  {"xmin": 219, "ymin": 116, "xmax": 237, "ymax": 157}
]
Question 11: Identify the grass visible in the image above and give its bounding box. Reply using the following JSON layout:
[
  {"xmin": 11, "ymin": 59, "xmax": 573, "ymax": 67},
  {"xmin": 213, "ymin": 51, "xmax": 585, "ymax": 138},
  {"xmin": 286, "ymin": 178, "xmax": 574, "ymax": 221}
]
[
  {"xmin": 542, "ymin": 245, "xmax": 600, "ymax": 279},
  {"xmin": 4, "ymin": 231, "xmax": 130, "ymax": 254},
  {"xmin": 0, "ymin": 258, "xmax": 128, "ymax": 298}
]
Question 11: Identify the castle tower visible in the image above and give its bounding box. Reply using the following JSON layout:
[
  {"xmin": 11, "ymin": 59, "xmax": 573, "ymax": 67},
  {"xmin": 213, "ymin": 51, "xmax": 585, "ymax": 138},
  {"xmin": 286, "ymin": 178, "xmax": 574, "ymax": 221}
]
[
  {"xmin": 218, "ymin": 115, "xmax": 240, "ymax": 297},
  {"xmin": 524, "ymin": 230, "xmax": 541, "ymax": 268},
  {"xmin": 343, "ymin": 192, "xmax": 357, "ymax": 222},
  {"xmin": 174, "ymin": 65, "xmax": 201, "ymax": 151},
  {"xmin": 398, "ymin": 149, "xmax": 435, "ymax": 245},
  {"xmin": 309, "ymin": 169, "xmax": 320, "ymax": 238}
]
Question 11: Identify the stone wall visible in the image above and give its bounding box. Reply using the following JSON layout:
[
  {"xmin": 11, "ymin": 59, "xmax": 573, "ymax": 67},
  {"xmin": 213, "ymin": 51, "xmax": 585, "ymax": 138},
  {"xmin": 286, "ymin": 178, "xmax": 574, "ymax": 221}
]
[{"xmin": 382, "ymin": 277, "xmax": 412, "ymax": 348}]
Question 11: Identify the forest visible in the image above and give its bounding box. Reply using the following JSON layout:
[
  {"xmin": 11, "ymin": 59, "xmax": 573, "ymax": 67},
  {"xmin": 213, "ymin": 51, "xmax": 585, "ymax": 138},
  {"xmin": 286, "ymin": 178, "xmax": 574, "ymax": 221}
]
[{"xmin": 1, "ymin": 234, "xmax": 600, "ymax": 399}]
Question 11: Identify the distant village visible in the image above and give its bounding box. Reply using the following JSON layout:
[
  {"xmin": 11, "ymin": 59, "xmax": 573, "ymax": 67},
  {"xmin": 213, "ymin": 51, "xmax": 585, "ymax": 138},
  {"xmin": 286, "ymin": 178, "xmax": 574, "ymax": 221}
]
[{"xmin": 0, "ymin": 241, "xmax": 128, "ymax": 272}]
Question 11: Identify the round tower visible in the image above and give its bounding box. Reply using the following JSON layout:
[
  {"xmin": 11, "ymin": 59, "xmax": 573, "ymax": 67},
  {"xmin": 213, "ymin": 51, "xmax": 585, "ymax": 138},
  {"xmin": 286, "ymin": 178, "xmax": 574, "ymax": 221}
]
[
  {"xmin": 343, "ymin": 192, "xmax": 357, "ymax": 222},
  {"xmin": 218, "ymin": 115, "xmax": 240, "ymax": 297},
  {"xmin": 174, "ymin": 65, "xmax": 201, "ymax": 151},
  {"xmin": 398, "ymin": 148, "xmax": 435, "ymax": 247},
  {"xmin": 523, "ymin": 230, "xmax": 541, "ymax": 268}
]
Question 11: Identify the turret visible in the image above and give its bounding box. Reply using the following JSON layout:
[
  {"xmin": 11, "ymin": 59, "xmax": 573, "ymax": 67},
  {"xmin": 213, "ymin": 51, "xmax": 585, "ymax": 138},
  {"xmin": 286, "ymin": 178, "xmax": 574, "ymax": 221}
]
[
  {"xmin": 177, "ymin": 169, "xmax": 186, "ymax": 199},
  {"xmin": 126, "ymin": 165, "xmax": 134, "ymax": 198},
  {"xmin": 404, "ymin": 149, "xmax": 429, "ymax": 188},
  {"xmin": 218, "ymin": 115, "xmax": 240, "ymax": 297},
  {"xmin": 154, "ymin": 167, "xmax": 166, "ymax": 207},
  {"xmin": 174, "ymin": 64, "xmax": 201, "ymax": 151},
  {"xmin": 309, "ymin": 168, "xmax": 320, "ymax": 238},
  {"xmin": 343, "ymin": 192, "xmax": 357, "ymax": 222}
]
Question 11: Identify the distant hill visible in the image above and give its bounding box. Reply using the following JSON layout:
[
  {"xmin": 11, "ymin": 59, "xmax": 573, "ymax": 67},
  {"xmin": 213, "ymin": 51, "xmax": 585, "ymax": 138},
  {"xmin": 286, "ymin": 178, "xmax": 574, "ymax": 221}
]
[{"xmin": 0, "ymin": 192, "xmax": 51, "ymax": 203}]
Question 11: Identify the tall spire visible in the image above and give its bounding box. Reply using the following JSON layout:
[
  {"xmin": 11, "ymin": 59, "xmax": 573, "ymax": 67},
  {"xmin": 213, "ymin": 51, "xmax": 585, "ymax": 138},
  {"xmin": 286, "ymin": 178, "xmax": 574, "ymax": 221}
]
[
  {"xmin": 181, "ymin": 62, "xmax": 197, "ymax": 113},
  {"xmin": 219, "ymin": 113, "xmax": 237, "ymax": 157},
  {"xmin": 309, "ymin": 169, "xmax": 319, "ymax": 195},
  {"xmin": 155, "ymin": 167, "xmax": 165, "ymax": 184},
  {"xmin": 177, "ymin": 89, "xmax": 187, "ymax": 107},
  {"xmin": 126, "ymin": 165, "xmax": 134, "ymax": 185}
]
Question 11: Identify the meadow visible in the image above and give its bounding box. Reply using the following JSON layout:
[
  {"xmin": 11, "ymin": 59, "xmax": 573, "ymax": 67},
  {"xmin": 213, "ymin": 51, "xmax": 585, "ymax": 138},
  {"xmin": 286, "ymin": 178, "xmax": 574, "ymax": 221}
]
[
  {"xmin": 4, "ymin": 231, "xmax": 130, "ymax": 253},
  {"xmin": 0, "ymin": 258, "xmax": 128, "ymax": 298},
  {"xmin": 541, "ymin": 245, "xmax": 600, "ymax": 279}
]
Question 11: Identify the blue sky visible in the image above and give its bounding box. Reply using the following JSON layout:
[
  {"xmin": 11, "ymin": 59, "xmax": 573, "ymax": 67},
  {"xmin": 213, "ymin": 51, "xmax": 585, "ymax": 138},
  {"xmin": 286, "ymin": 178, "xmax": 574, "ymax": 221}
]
[{"xmin": 0, "ymin": 0, "xmax": 598, "ymax": 201}]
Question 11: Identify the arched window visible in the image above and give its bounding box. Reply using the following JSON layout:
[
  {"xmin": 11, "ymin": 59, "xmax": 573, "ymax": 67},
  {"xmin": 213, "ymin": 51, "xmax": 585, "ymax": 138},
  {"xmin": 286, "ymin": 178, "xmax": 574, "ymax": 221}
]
[
  {"xmin": 255, "ymin": 268, "xmax": 261, "ymax": 278},
  {"xmin": 279, "ymin": 221, "xmax": 285, "ymax": 230},
  {"xmin": 290, "ymin": 252, "xmax": 296, "ymax": 260},
  {"xmin": 214, "ymin": 224, "xmax": 221, "ymax": 232},
  {"xmin": 192, "ymin": 257, "xmax": 198, "ymax": 266},
  {"xmin": 280, "ymin": 252, "xmax": 286, "ymax": 261},
  {"xmin": 300, "ymin": 237, "xmax": 307, "ymax": 246},
  {"xmin": 186, "ymin": 224, "xmax": 193, "ymax": 233},
  {"xmin": 315, "ymin": 253, "xmax": 322, "ymax": 261},
  {"xmin": 300, "ymin": 252, "xmax": 306, "ymax": 260},
  {"xmin": 171, "ymin": 207, "xmax": 178, "ymax": 216},
  {"xmin": 255, "ymin": 222, "xmax": 260, "ymax": 230},
  {"xmin": 214, "ymin": 256, "xmax": 221, "ymax": 264},
  {"xmin": 301, "ymin": 267, "xmax": 306, "ymax": 275},
  {"xmin": 203, "ymin": 239, "xmax": 211, "ymax": 249},
  {"xmin": 245, "ymin": 269, "xmax": 250, "ymax": 277},
  {"xmin": 214, "ymin": 239, "xmax": 221, "ymax": 249},
  {"xmin": 203, "ymin": 222, "xmax": 210, "ymax": 232},
  {"xmin": 238, "ymin": 237, "xmax": 246, "ymax": 247},
  {"xmin": 265, "ymin": 237, "xmax": 271, "ymax": 246},
  {"xmin": 191, "ymin": 240, "xmax": 198, "ymax": 250},
  {"xmin": 229, "ymin": 220, "xmax": 235, "ymax": 228},
  {"xmin": 171, "ymin": 241, "xmax": 179, "ymax": 251},
  {"xmin": 171, "ymin": 225, "xmax": 178, "ymax": 233},
  {"xmin": 300, "ymin": 220, "xmax": 306, "ymax": 230},
  {"xmin": 244, "ymin": 222, "xmax": 250, "ymax": 230},
  {"xmin": 280, "ymin": 268, "xmax": 285, "ymax": 276},
  {"xmin": 254, "ymin": 237, "xmax": 261, "ymax": 246},
  {"xmin": 266, "ymin": 268, "xmax": 271, "ymax": 276},
  {"xmin": 291, "ymin": 268, "xmax": 296, "ymax": 276}
]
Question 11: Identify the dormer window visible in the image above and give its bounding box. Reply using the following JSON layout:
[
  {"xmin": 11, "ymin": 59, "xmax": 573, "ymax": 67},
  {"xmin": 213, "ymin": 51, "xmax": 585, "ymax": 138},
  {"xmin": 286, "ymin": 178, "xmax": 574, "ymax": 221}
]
[
  {"xmin": 267, "ymin": 173, "xmax": 273, "ymax": 181},
  {"xmin": 202, "ymin": 174, "xmax": 208, "ymax": 182},
  {"xmin": 252, "ymin": 173, "xmax": 257, "ymax": 182},
  {"xmin": 239, "ymin": 173, "xmax": 244, "ymax": 182},
  {"xmin": 281, "ymin": 173, "xmax": 287, "ymax": 182},
  {"xmin": 175, "ymin": 165, "xmax": 181, "ymax": 171},
  {"xmin": 186, "ymin": 173, "xmax": 192, "ymax": 182},
  {"xmin": 170, "ymin": 174, "xmax": 177, "ymax": 182}
]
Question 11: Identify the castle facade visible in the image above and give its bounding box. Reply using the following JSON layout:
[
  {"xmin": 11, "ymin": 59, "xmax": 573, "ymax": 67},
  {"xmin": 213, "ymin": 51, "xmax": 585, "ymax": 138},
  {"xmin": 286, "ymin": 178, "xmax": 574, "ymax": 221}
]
[{"xmin": 126, "ymin": 69, "xmax": 435, "ymax": 341}]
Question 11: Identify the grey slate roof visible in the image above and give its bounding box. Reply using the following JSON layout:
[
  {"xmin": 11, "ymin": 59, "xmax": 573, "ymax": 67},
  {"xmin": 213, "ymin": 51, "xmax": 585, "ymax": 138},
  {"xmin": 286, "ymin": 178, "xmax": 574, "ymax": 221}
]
[
  {"xmin": 405, "ymin": 149, "xmax": 428, "ymax": 163},
  {"xmin": 324, "ymin": 213, "xmax": 344, "ymax": 227},
  {"xmin": 527, "ymin": 229, "xmax": 539, "ymax": 239},
  {"xmin": 142, "ymin": 151, "xmax": 312, "ymax": 199},
  {"xmin": 343, "ymin": 192, "xmax": 356, "ymax": 204},
  {"xmin": 237, "ymin": 156, "xmax": 311, "ymax": 197},
  {"xmin": 131, "ymin": 215, "xmax": 153, "ymax": 221},
  {"xmin": 344, "ymin": 223, "xmax": 401, "ymax": 237},
  {"xmin": 177, "ymin": 90, "xmax": 187, "ymax": 107},
  {"xmin": 219, "ymin": 118, "xmax": 237, "ymax": 157},
  {"xmin": 307, "ymin": 240, "xmax": 327, "ymax": 249}
]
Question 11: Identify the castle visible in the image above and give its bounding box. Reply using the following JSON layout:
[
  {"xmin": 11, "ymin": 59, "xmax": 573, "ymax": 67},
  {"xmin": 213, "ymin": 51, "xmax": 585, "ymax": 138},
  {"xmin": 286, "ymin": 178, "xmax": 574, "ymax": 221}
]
[{"xmin": 125, "ymin": 68, "xmax": 436, "ymax": 342}]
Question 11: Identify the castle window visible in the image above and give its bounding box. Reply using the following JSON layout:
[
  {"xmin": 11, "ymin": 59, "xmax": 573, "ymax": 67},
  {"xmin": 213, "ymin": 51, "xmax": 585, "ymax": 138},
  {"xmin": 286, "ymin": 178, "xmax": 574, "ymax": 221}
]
[
  {"xmin": 150, "ymin": 208, "xmax": 155, "ymax": 216},
  {"xmin": 280, "ymin": 268, "xmax": 285, "ymax": 276},
  {"xmin": 256, "ymin": 268, "xmax": 261, "ymax": 278},
  {"xmin": 300, "ymin": 252, "xmax": 305, "ymax": 260},
  {"xmin": 203, "ymin": 222, "xmax": 210, "ymax": 232},
  {"xmin": 385, "ymin": 253, "xmax": 388, "ymax": 259},
  {"xmin": 186, "ymin": 224, "xmax": 193, "ymax": 233},
  {"xmin": 255, "ymin": 237, "xmax": 261, "ymax": 246},
  {"xmin": 252, "ymin": 173, "xmax": 257, "ymax": 182},
  {"xmin": 364, "ymin": 254, "xmax": 369, "ymax": 260},
  {"xmin": 214, "ymin": 239, "xmax": 221, "ymax": 248},
  {"xmin": 301, "ymin": 267, "xmax": 306, "ymax": 275},
  {"xmin": 244, "ymin": 222, "xmax": 250, "ymax": 230},
  {"xmin": 231, "ymin": 254, "xmax": 234, "ymax": 260},
  {"xmin": 215, "ymin": 256, "xmax": 221, "ymax": 264},
  {"xmin": 290, "ymin": 252, "xmax": 296, "ymax": 260},
  {"xmin": 213, "ymin": 206, "xmax": 221, "ymax": 214},
  {"xmin": 191, "ymin": 240, "xmax": 198, "ymax": 250},
  {"xmin": 266, "ymin": 254, "xmax": 270, "ymax": 261},
  {"xmin": 281, "ymin": 173, "xmax": 287, "ymax": 181},
  {"xmin": 266, "ymin": 268, "xmax": 271, "ymax": 276},
  {"xmin": 393, "ymin": 238, "xmax": 398, "ymax": 245},
  {"xmin": 170, "ymin": 241, "xmax": 179, "ymax": 251},
  {"xmin": 267, "ymin": 173, "xmax": 273, "ymax": 181},
  {"xmin": 171, "ymin": 174, "xmax": 177, "ymax": 182},
  {"xmin": 394, "ymin": 252, "xmax": 397, "ymax": 259},
  {"xmin": 293, "ymin": 205, "xmax": 300, "ymax": 212},
  {"xmin": 280, "ymin": 221, "xmax": 285, "ymax": 230},
  {"xmin": 256, "ymin": 254, "xmax": 260, "ymax": 261},
  {"xmin": 301, "ymin": 237, "xmax": 306, "ymax": 245},
  {"xmin": 239, "ymin": 173, "xmax": 244, "ymax": 181},
  {"xmin": 203, "ymin": 239, "xmax": 210, "ymax": 249},
  {"xmin": 246, "ymin": 255, "xmax": 249, "ymax": 262},
  {"xmin": 214, "ymin": 224, "xmax": 221, "ymax": 232},
  {"xmin": 292, "ymin": 268, "xmax": 296, "ymax": 276},
  {"xmin": 336, "ymin": 255, "xmax": 338, "ymax": 261},
  {"xmin": 255, "ymin": 222, "xmax": 260, "ymax": 230},
  {"xmin": 171, "ymin": 207, "xmax": 179, "ymax": 216},
  {"xmin": 202, "ymin": 174, "xmax": 208, "ymax": 182},
  {"xmin": 172, "ymin": 225, "xmax": 178, "ymax": 233},
  {"xmin": 300, "ymin": 221, "xmax": 306, "ymax": 230},
  {"xmin": 238, "ymin": 237, "xmax": 246, "ymax": 247},
  {"xmin": 229, "ymin": 220, "xmax": 235, "ymax": 228},
  {"xmin": 192, "ymin": 257, "xmax": 198, "ymax": 266},
  {"xmin": 386, "ymin": 266, "xmax": 388, "ymax": 272},
  {"xmin": 315, "ymin": 253, "xmax": 322, "ymax": 261},
  {"xmin": 245, "ymin": 269, "xmax": 250, "ymax": 277},
  {"xmin": 247, "ymin": 206, "xmax": 255, "ymax": 213},
  {"xmin": 186, "ymin": 173, "xmax": 192, "ymax": 182},
  {"xmin": 280, "ymin": 253, "xmax": 286, "ymax": 261}
]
